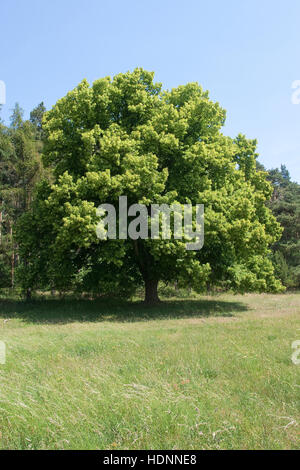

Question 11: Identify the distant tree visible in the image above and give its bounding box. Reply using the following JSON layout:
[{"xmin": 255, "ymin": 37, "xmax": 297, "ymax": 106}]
[
  {"xmin": 266, "ymin": 166, "xmax": 300, "ymax": 288},
  {"xmin": 0, "ymin": 119, "xmax": 15, "ymax": 287},
  {"xmin": 30, "ymin": 102, "xmax": 46, "ymax": 140},
  {"xmin": 10, "ymin": 103, "xmax": 24, "ymax": 129},
  {"xmin": 0, "ymin": 104, "xmax": 45, "ymax": 291},
  {"xmin": 16, "ymin": 69, "xmax": 283, "ymax": 303}
]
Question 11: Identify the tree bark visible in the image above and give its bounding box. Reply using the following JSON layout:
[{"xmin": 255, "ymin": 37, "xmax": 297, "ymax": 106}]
[
  {"xmin": 26, "ymin": 288, "xmax": 32, "ymax": 301},
  {"xmin": 144, "ymin": 279, "xmax": 160, "ymax": 305},
  {"xmin": 132, "ymin": 240, "xmax": 161, "ymax": 305}
]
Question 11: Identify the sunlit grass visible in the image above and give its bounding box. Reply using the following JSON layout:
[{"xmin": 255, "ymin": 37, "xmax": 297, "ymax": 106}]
[{"xmin": 0, "ymin": 292, "xmax": 299, "ymax": 449}]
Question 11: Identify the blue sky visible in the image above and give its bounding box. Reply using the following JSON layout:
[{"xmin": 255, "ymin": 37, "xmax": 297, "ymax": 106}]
[{"xmin": 1, "ymin": 0, "xmax": 300, "ymax": 181}]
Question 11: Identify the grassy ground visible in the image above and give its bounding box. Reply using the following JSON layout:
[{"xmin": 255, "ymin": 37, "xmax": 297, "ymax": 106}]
[{"xmin": 0, "ymin": 291, "xmax": 299, "ymax": 450}]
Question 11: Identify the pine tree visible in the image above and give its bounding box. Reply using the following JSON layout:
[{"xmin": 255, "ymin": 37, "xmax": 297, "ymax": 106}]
[
  {"xmin": 0, "ymin": 104, "xmax": 46, "ymax": 290},
  {"xmin": 265, "ymin": 165, "xmax": 300, "ymax": 288}
]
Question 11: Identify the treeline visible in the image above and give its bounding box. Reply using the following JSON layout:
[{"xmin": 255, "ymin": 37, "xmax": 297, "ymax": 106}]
[
  {"xmin": 265, "ymin": 165, "xmax": 300, "ymax": 288},
  {"xmin": 0, "ymin": 103, "xmax": 299, "ymax": 293},
  {"xmin": 0, "ymin": 103, "xmax": 50, "ymax": 291}
]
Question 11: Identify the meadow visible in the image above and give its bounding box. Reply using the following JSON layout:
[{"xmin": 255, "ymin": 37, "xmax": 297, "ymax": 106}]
[{"xmin": 0, "ymin": 291, "xmax": 299, "ymax": 450}]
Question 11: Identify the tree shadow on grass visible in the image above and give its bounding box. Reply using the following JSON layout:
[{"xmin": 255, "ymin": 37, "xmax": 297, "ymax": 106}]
[{"xmin": 0, "ymin": 297, "xmax": 248, "ymax": 324}]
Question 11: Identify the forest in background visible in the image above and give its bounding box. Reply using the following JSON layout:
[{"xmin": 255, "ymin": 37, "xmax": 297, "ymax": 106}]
[{"xmin": 0, "ymin": 102, "xmax": 299, "ymax": 295}]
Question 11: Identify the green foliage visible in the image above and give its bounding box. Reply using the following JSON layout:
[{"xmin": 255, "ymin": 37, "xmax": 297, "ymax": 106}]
[
  {"xmin": 264, "ymin": 165, "xmax": 300, "ymax": 288},
  {"xmin": 0, "ymin": 104, "xmax": 46, "ymax": 289},
  {"xmin": 17, "ymin": 69, "xmax": 283, "ymax": 300},
  {"xmin": 30, "ymin": 102, "xmax": 46, "ymax": 140}
]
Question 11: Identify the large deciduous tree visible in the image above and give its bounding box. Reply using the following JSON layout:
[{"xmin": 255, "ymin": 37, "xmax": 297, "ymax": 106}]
[{"xmin": 16, "ymin": 69, "xmax": 283, "ymax": 303}]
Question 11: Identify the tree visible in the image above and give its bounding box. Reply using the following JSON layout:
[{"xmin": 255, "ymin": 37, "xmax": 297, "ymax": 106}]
[
  {"xmin": 0, "ymin": 104, "xmax": 44, "ymax": 291},
  {"xmin": 10, "ymin": 103, "xmax": 24, "ymax": 129},
  {"xmin": 30, "ymin": 102, "xmax": 46, "ymax": 140},
  {"xmin": 16, "ymin": 69, "xmax": 283, "ymax": 303},
  {"xmin": 265, "ymin": 165, "xmax": 300, "ymax": 288},
  {"xmin": 0, "ymin": 118, "xmax": 15, "ymax": 287}
]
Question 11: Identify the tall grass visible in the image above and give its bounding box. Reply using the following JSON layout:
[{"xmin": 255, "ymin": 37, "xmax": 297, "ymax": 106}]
[{"xmin": 0, "ymin": 292, "xmax": 299, "ymax": 449}]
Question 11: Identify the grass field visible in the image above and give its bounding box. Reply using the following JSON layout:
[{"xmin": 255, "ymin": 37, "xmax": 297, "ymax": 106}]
[{"xmin": 0, "ymin": 292, "xmax": 299, "ymax": 450}]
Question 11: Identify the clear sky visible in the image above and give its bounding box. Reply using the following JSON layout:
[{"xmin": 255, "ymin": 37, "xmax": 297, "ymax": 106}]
[{"xmin": 1, "ymin": 0, "xmax": 300, "ymax": 181}]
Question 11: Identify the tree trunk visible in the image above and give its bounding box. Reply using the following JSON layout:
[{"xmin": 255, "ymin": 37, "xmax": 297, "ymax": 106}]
[
  {"xmin": 144, "ymin": 279, "xmax": 160, "ymax": 305},
  {"xmin": 26, "ymin": 288, "xmax": 32, "ymax": 301},
  {"xmin": 10, "ymin": 223, "xmax": 14, "ymax": 288},
  {"xmin": 0, "ymin": 207, "xmax": 2, "ymax": 246},
  {"xmin": 132, "ymin": 240, "xmax": 161, "ymax": 305}
]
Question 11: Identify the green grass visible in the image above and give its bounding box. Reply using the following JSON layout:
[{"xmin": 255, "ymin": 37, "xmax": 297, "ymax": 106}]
[{"xmin": 0, "ymin": 292, "xmax": 299, "ymax": 449}]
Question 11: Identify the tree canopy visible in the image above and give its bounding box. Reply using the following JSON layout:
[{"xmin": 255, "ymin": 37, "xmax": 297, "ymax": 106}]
[{"xmin": 16, "ymin": 69, "xmax": 283, "ymax": 303}]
